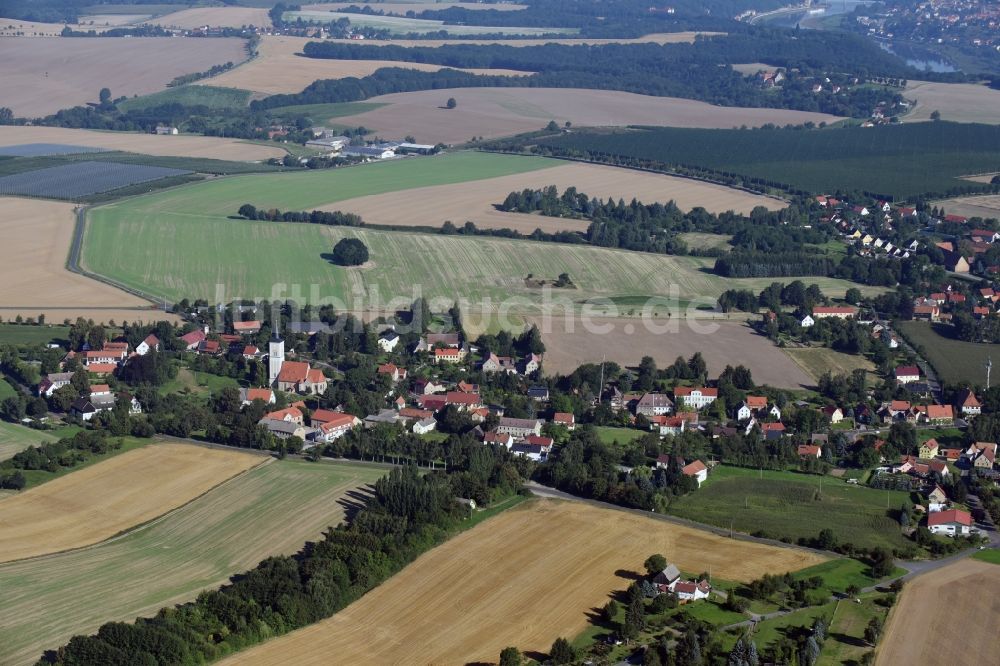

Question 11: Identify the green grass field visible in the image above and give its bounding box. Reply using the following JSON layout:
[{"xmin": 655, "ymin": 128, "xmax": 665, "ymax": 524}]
[
  {"xmin": 0, "ymin": 459, "xmax": 387, "ymax": 666},
  {"xmin": 972, "ymin": 548, "xmax": 1000, "ymax": 565},
  {"xmin": 268, "ymin": 101, "xmax": 387, "ymax": 122},
  {"xmin": 81, "ymin": 152, "xmax": 883, "ymax": 310},
  {"xmin": 896, "ymin": 320, "xmax": 999, "ymax": 385},
  {"xmin": 0, "ymin": 324, "xmax": 71, "ymax": 346},
  {"xmin": 0, "ymin": 379, "xmax": 15, "ymax": 400},
  {"xmin": 157, "ymin": 368, "xmax": 240, "ymax": 397},
  {"xmin": 594, "ymin": 426, "xmax": 647, "ymax": 446},
  {"xmin": 668, "ymin": 466, "xmax": 913, "ymax": 551},
  {"xmin": 117, "ymin": 85, "xmax": 252, "ymax": 112},
  {"xmin": 286, "ymin": 10, "xmax": 577, "ymax": 35},
  {"xmin": 0, "ymin": 422, "xmax": 57, "ymax": 462}
]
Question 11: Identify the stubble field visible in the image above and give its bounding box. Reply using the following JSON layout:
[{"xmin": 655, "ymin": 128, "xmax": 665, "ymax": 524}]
[
  {"xmin": 0, "ymin": 459, "xmax": 387, "ymax": 666},
  {"xmin": 0, "ymin": 37, "xmax": 249, "ymax": 116},
  {"xmin": 324, "ymin": 161, "xmax": 786, "ymax": 233},
  {"xmin": 0, "ymin": 442, "xmax": 262, "ymax": 564},
  {"xmin": 903, "ymin": 80, "xmax": 1000, "ymax": 125},
  {"xmin": 930, "ymin": 194, "xmax": 1000, "ymax": 221},
  {"xmin": 533, "ymin": 318, "xmax": 814, "ymax": 388},
  {"xmin": 150, "ymin": 7, "xmax": 272, "ymax": 28},
  {"xmin": 782, "ymin": 347, "xmax": 878, "ymax": 385},
  {"xmin": 304, "ymin": 2, "xmax": 528, "ymax": 11},
  {"xmin": 218, "ymin": 499, "xmax": 827, "ymax": 666},
  {"xmin": 876, "ymin": 559, "xmax": 1000, "ymax": 666},
  {"xmin": 330, "ymin": 87, "xmax": 844, "ymax": 144}
]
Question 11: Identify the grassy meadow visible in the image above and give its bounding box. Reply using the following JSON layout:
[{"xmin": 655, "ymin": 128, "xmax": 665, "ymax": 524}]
[
  {"xmin": 668, "ymin": 466, "xmax": 912, "ymax": 551},
  {"xmin": 896, "ymin": 320, "xmax": 999, "ymax": 385},
  {"xmin": 0, "ymin": 422, "xmax": 57, "ymax": 462},
  {"xmin": 0, "ymin": 459, "xmax": 387, "ymax": 666}
]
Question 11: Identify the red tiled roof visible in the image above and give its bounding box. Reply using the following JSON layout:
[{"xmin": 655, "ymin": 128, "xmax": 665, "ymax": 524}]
[
  {"xmin": 86, "ymin": 363, "xmax": 117, "ymax": 374},
  {"xmin": 682, "ymin": 460, "xmax": 707, "ymax": 476},
  {"xmin": 928, "ymin": 509, "xmax": 972, "ymax": 527},
  {"xmin": 245, "ymin": 388, "xmax": 273, "ymax": 402},
  {"xmin": 746, "ymin": 395, "xmax": 768, "ymax": 409},
  {"xmin": 265, "ymin": 407, "xmax": 302, "ymax": 421},
  {"xmin": 446, "ymin": 391, "xmax": 481, "ymax": 405},
  {"xmin": 233, "ymin": 320, "xmax": 261, "ymax": 332},
  {"xmin": 812, "ymin": 306, "xmax": 858, "ymax": 315},
  {"xmin": 674, "ymin": 386, "xmax": 718, "ymax": 397},
  {"xmin": 895, "ymin": 366, "xmax": 920, "ymax": 377},
  {"xmin": 553, "ymin": 412, "xmax": 574, "ymax": 424},
  {"xmin": 277, "ymin": 361, "xmax": 310, "ymax": 383},
  {"xmin": 926, "ymin": 405, "xmax": 953, "ymax": 420}
]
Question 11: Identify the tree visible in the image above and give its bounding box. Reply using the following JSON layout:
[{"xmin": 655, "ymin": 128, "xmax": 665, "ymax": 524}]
[
  {"xmin": 549, "ymin": 637, "xmax": 574, "ymax": 664},
  {"xmin": 0, "ymin": 107, "xmax": 13, "ymax": 125},
  {"xmin": 499, "ymin": 647, "xmax": 521, "ymax": 666},
  {"xmin": 330, "ymin": 238, "xmax": 369, "ymax": 266},
  {"xmin": 446, "ymin": 97, "xmax": 457, "ymax": 109},
  {"xmin": 99, "ymin": 87, "xmax": 111, "ymax": 105},
  {"xmin": 644, "ymin": 553, "xmax": 667, "ymax": 576},
  {"xmin": 546, "ymin": 120, "xmax": 559, "ymax": 131},
  {"xmin": 845, "ymin": 287, "xmax": 862, "ymax": 304},
  {"xmin": 869, "ymin": 547, "xmax": 894, "ymax": 578},
  {"xmin": 864, "ymin": 617, "xmax": 882, "ymax": 645},
  {"xmin": 930, "ymin": 110, "xmax": 941, "ymax": 121},
  {"xmin": 602, "ymin": 599, "xmax": 620, "ymax": 623}
]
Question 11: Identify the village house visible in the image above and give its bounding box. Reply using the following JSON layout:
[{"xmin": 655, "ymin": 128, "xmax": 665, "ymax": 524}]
[
  {"xmin": 954, "ymin": 388, "xmax": 982, "ymax": 417},
  {"xmin": 512, "ymin": 434, "xmax": 554, "ymax": 461},
  {"xmin": 243, "ymin": 345, "xmax": 261, "ymax": 360},
  {"xmin": 650, "ymin": 415, "xmax": 686, "ymax": 436},
  {"xmin": 822, "ymin": 405, "xmax": 844, "ymax": 424},
  {"xmin": 527, "ymin": 385, "xmax": 550, "ymax": 401},
  {"xmin": 672, "ymin": 579, "xmax": 712, "ymax": 603},
  {"xmin": 38, "ymin": 372, "xmax": 73, "ymax": 396},
  {"xmin": 377, "ymin": 363, "xmax": 407, "ymax": 383},
  {"xmin": 445, "ymin": 391, "xmax": 482, "ymax": 411},
  {"xmin": 312, "ymin": 411, "xmax": 361, "ymax": 442},
  {"xmin": 799, "ymin": 314, "xmax": 816, "ymax": 328},
  {"xmin": 654, "ymin": 564, "xmax": 681, "ymax": 591},
  {"xmin": 894, "ymin": 365, "xmax": 921, "ymax": 385},
  {"xmin": 276, "ymin": 361, "xmax": 328, "ymax": 395},
  {"xmin": 636, "ymin": 392, "xmax": 674, "ymax": 417},
  {"xmin": 912, "ymin": 305, "xmax": 940, "ymax": 322},
  {"xmin": 760, "ymin": 421, "xmax": 786, "ymax": 440},
  {"xmin": 483, "ymin": 431, "xmax": 514, "ymax": 448},
  {"xmin": 735, "ymin": 395, "xmax": 768, "ymax": 421},
  {"xmin": 919, "ymin": 438, "xmax": 940, "ymax": 460},
  {"xmin": 553, "ymin": 412, "xmax": 575, "ymax": 430},
  {"xmin": 965, "ymin": 442, "xmax": 997, "ymax": 469},
  {"xmin": 797, "ymin": 444, "xmax": 823, "ymax": 459},
  {"xmin": 927, "ymin": 509, "xmax": 974, "ymax": 537},
  {"xmin": 496, "ymin": 417, "xmax": 543, "ymax": 438},
  {"xmin": 260, "ymin": 418, "xmax": 310, "ymax": 441},
  {"xmin": 925, "ymin": 404, "xmax": 954, "ymax": 426},
  {"xmin": 673, "ymin": 386, "xmax": 718, "ymax": 410},
  {"xmin": 179, "ymin": 329, "xmax": 206, "ymax": 350},
  {"xmin": 377, "ymin": 330, "xmax": 400, "ymax": 352},
  {"xmin": 135, "ymin": 334, "xmax": 160, "ymax": 356},
  {"xmin": 412, "ymin": 378, "xmax": 447, "ymax": 395},
  {"xmin": 433, "ymin": 347, "xmax": 466, "ymax": 364},
  {"xmin": 233, "ymin": 320, "xmax": 261, "ymax": 335},
  {"xmin": 263, "ymin": 406, "xmax": 304, "ymax": 426},
  {"xmin": 812, "ymin": 306, "xmax": 858, "ymax": 320},
  {"xmin": 412, "ymin": 417, "xmax": 437, "ymax": 435},
  {"xmin": 70, "ymin": 385, "xmax": 117, "ymax": 421},
  {"xmin": 239, "ymin": 387, "xmax": 275, "ymax": 405},
  {"xmin": 927, "ymin": 484, "xmax": 948, "ymax": 505},
  {"xmin": 681, "ymin": 459, "xmax": 708, "ymax": 486},
  {"xmin": 415, "ymin": 333, "xmax": 460, "ymax": 352}
]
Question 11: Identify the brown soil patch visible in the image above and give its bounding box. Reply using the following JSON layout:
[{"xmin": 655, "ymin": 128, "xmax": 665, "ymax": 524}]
[
  {"xmin": 220, "ymin": 499, "xmax": 826, "ymax": 666},
  {"xmin": 206, "ymin": 35, "xmax": 531, "ymax": 95},
  {"xmin": 876, "ymin": 558, "xmax": 1000, "ymax": 666},
  {"xmin": 0, "ymin": 442, "xmax": 262, "ymax": 563},
  {"xmin": 530, "ymin": 317, "xmax": 813, "ymax": 389},
  {"xmin": 333, "ymin": 87, "xmax": 844, "ymax": 144},
  {"xmin": 150, "ymin": 7, "xmax": 272, "ymax": 29},
  {"xmin": 0, "ymin": 198, "xmax": 159, "ymax": 318},
  {"xmin": 0, "ymin": 37, "xmax": 249, "ymax": 116},
  {"xmin": 324, "ymin": 161, "xmax": 785, "ymax": 232},
  {"xmin": 930, "ymin": 194, "xmax": 1000, "ymax": 221},
  {"xmin": 0, "ymin": 126, "xmax": 284, "ymax": 161},
  {"xmin": 903, "ymin": 80, "xmax": 1000, "ymax": 125}
]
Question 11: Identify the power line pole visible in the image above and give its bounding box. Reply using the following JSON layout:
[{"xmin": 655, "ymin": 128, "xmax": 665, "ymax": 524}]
[{"xmin": 987, "ymin": 356, "xmax": 992, "ymax": 390}]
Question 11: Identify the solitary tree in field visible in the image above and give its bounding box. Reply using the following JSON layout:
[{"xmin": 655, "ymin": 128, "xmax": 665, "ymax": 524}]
[
  {"xmin": 99, "ymin": 87, "xmax": 111, "ymax": 105},
  {"xmin": 446, "ymin": 97, "xmax": 457, "ymax": 109},
  {"xmin": 0, "ymin": 107, "xmax": 13, "ymax": 125},
  {"xmin": 930, "ymin": 109, "xmax": 941, "ymax": 121},
  {"xmin": 330, "ymin": 238, "xmax": 369, "ymax": 266}
]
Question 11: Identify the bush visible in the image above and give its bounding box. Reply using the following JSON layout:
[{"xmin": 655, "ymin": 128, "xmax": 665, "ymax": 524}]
[{"xmin": 330, "ymin": 238, "xmax": 369, "ymax": 266}]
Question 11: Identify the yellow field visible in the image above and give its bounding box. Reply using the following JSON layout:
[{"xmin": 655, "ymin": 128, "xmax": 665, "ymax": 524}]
[
  {"xmin": 783, "ymin": 347, "xmax": 877, "ymax": 384},
  {"xmin": 0, "ymin": 197, "xmax": 177, "ymax": 324},
  {"xmin": 903, "ymin": 80, "xmax": 1000, "ymax": 125},
  {"xmin": 0, "ymin": 442, "xmax": 262, "ymax": 563},
  {"xmin": 325, "ymin": 161, "xmax": 786, "ymax": 232},
  {"xmin": 0, "ymin": 37, "xmax": 249, "ymax": 116},
  {"xmin": 877, "ymin": 559, "xmax": 1000, "ymax": 666},
  {"xmin": 331, "ymin": 87, "xmax": 844, "ymax": 144},
  {"xmin": 150, "ymin": 7, "xmax": 272, "ymax": 29},
  {"xmin": 220, "ymin": 499, "xmax": 827, "ymax": 665}
]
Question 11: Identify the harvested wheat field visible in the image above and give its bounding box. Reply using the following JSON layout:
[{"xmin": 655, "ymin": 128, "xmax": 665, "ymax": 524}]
[
  {"xmin": 962, "ymin": 173, "xmax": 999, "ymax": 184},
  {"xmin": 0, "ymin": 197, "xmax": 153, "ymax": 314},
  {"xmin": 0, "ymin": 17, "xmax": 82, "ymax": 36},
  {"xmin": 305, "ymin": 2, "xmax": 528, "ymax": 11},
  {"xmin": 221, "ymin": 499, "xmax": 826, "ymax": 666},
  {"xmin": 903, "ymin": 80, "xmax": 1000, "ymax": 125},
  {"xmin": 783, "ymin": 347, "xmax": 878, "ymax": 385},
  {"xmin": 150, "ymin": 7, "xmax": 272, "ymax": 29},
  {"xmin": 333, "ymin": 87, "xmax": 844, "ymax": 144},
  {"xmin": 531, "ymin": 318, "xmax": 813, "ymax": 389},
  {"xmin": 876, "ymin": 559, "xmax": 1000, "ymax": 666},
  {"xmin": 0, "ymin": 459, "xmax": 385, "ymax": 666},
  {"xmin": 0, "ymin": 442, "xmax": 262, "ymax": 564},
  {"xmin": 0, "ymin": 37, "xmax": 249, "ymax": 116},
  {"xmin": 931, "ymin": 194, "xmax": 1000, "ymax": 221},
  {"xmin": 205, "ymin": 35, "xmax": 530, "ymax": 94},
  {"xmin": 326, "ymin": 161, "xmax": 785, "ymax": 232},
  {"xmin": 0, "ymin": 126, "xmax": 283, "ymax": 161}
]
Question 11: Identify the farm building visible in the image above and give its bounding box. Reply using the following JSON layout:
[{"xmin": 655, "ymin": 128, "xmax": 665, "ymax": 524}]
[{"xmin": 927, "ymin": 509, "xmax": 973, "ymax": 536}]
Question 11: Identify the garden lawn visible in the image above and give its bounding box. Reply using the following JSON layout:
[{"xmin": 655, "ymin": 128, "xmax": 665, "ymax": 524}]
[
  {"xmin": 819, "ymin": 594, "xmax": 887, "ymax": 664},
  {"xmin": 594, "ymin": 426, "xmax": 646, "ymax": 446},
  {"xmin": 668, "ymin": 466, "xmax": 913, "ymax": 551}
]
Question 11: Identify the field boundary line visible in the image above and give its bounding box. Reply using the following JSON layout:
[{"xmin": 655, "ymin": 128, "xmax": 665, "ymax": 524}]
[{"xmin": 0, "ymin": 450, "xmax": 272, "ymax": 567}]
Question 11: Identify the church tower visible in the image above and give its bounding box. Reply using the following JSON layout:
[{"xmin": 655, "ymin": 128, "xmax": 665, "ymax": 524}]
[{"xmin": 268, "ymin": 331, "xmax": 284, "ymax": 386}]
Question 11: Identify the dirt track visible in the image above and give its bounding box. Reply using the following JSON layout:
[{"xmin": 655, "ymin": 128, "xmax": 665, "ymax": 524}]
[
  {"xmin": 323, "ymin": 161, "xmax": 785, "ymax": 232},
  {"xmin": 0, "ymin": 126, "xmax": 284, "ymax": 161},
  {"xmin": 0, "ymin": 37, "xmax": 249, "ymax": 116},
  {"xmin": 333, "ymin": 87, "xmax": 844, "ymax": 144},
  {"xmin": 219, "ymin": 499, "xmax": 825, "ymax": 665},
  {"xmin": 0, "ymin": 443, "xmax": 261, "ymax": 564},
  {"xmin": 876, "ymin": 558, "xmax": 1000, "ymax": 666}
]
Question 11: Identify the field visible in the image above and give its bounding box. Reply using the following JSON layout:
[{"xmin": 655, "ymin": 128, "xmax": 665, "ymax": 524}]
[
  {"xmin": 329, "ymin": 87, "xmax": 843, "ymax": 145},
  {"xmin": 677, "ymin": 232, "xmax": 734, "ymax": 251},
  {"xmin": 217, "ymin": 499, "xmax": 826, "ymax": 665},
  {"xmin": 538, "ymin": 123, "xmax": 1000, "ymax": 199},
  {"xmin": 335, "ymin": 32, "xmax": 718, "ymax": 47},
  {"xmin": 531, "ymin": 318, "xmax": 818, "ymax": 389},
  {"xmin": 305, "ymin": 2, "xmax": 528, "ymax": 11},
  {"xmin": 783, "ymin": 347, "xmax": 877, "ymax": 384},
  {"xmin": 325, "ymin": 161, "xmax": 787, "ymax": 233},
  {"xmin": 0, "ymin": 126, "xmax": 285, "ymax": 162},
  {"xmin": 286, "ymin": 9, "xmax": 578, "ymax": 35},
  {"xmin": 0, "ymin": 37, "xmax": 249, "ymax": 116},
  {"xmin": 668, "ymin": 466, "xmax": 913, "ymax": 550},
  {"xmin": 896, "ymin": 321, "xmax": 999, "ymax": 385},
  {"xmin": 0, "ymin": 161, "xmax": 190, "ymax": 199},
  {"xmin": 150, "ymin": 6, "xmax": 272, "ymax": 28},
  {"xmin": 0, "ymin": 459, "xmax": 387, "ymax": 666},
  {"xmin": 202, "ymin": 35, "xmax": 532, "ymax": 95},
  {"xmin": 0, "ymin": 323, "xmax": 72, "ymax": 345},
  {"xmin": 820, "ymin": 595, "xmax": 885, "ymax": 664},
  {"xmin": 0, "ymin": 442, "xmax": 262, "ymax": 564},
  {"xmin": 0, "ymin": 197, "xmax": 166, "ymax": 324},
  {"xmin": 903, "ymin": 80, "xmax": 1000, "ymax": 125},
  {"xmin": 0, "ymin": 422, "xmax": 56, "ymax": 462},
  {"xmin": 876, "ymin": 559, "xmax": 1000, "ymax": 666},
  {"xmin": 116, "ymin": 85, "xmax": 252, "ymax": 113},
  {"xmin": 930, "ymin": 194, "xmax": 1000, "ymax": 222}
]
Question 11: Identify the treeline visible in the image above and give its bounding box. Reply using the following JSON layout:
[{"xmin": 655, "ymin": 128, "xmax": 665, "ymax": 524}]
[
  {"xmin": 168, "ymin": 62, "xmax": 235, "ymax": 88},
  {"xmin": 236, "ymin": 204, "xmax": 363, "ymax": 227},
  {"xmin": 0, "ymin": 431, "xmax": 126, "ymax": 489},
  {"xmin": 42, "ymin": 459, "xmax": 525, "ymax": 665},
  {"xmin": 715, "ymin": 251, "xmax": 838, "ymax": 278},
  {"xmin": 60, "ymin": 24, "xmax": 170, "ymax": 37}
]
